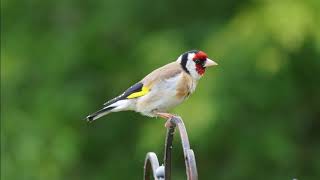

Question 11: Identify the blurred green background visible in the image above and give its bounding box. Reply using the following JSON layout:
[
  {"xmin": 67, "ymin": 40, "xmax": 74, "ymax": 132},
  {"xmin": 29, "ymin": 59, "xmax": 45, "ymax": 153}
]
[{"xmin": 1, "ymin": 0, "xmax": 320, "ymax": 179}]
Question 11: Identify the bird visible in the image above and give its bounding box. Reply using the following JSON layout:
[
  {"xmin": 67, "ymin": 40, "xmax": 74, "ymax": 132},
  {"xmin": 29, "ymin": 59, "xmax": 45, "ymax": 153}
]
[{"xmin": 86, "ymin": 50, "xmax": 218, "ymax": 126}]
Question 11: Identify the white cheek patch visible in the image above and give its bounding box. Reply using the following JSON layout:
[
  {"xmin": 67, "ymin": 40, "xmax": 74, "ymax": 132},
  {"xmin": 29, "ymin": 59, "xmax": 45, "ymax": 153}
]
[
  {"xmin": 186, "ymin": 54, "xmax": 202, "ymax": 79},
  {"xmin": 186, "ymin": 60, "xmax": 195, "ymax": 73}
]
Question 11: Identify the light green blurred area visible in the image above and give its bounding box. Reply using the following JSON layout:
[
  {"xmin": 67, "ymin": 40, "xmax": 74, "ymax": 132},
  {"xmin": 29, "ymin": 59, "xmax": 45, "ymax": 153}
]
[{"xmin": 1, "ymin": 0, "xmax": 320, "ymax": 179}]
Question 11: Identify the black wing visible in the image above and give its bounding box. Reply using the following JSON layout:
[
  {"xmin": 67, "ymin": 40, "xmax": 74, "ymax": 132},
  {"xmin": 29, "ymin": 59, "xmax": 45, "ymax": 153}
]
[{"xmin": 103, "ymin": 82, "xmax": 144, "ymax": 107}]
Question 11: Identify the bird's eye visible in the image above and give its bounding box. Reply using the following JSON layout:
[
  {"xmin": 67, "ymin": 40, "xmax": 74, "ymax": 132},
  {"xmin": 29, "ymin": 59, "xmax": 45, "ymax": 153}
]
[
  {"xmin": 194, "ymin": 59, "xmax": 201, "ymax": 64},
  {"xmin": 195, "ymin": 59, "xmax": 206, "ymax": 66}
]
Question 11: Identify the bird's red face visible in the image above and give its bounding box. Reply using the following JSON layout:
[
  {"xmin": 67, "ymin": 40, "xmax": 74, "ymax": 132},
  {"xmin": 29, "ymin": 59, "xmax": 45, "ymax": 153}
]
[
  {"xmin": 193, "ymin": 51, "xmax": 209, "ymax": 75},
  {"xmin": 179, "ymin": 50, "xmax": 218, "ymax": 79}
]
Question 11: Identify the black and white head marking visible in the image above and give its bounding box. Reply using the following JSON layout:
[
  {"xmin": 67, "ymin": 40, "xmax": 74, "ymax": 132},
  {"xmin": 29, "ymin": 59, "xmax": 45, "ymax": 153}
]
[{"xmin": 177, "ymin": 50, "xmax": 204, "ymax": 80}]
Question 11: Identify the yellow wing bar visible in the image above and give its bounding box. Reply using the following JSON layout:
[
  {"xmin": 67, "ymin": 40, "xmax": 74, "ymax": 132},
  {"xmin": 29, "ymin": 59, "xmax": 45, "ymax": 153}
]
[{"xmin": 127, "ymin": 86, "xmax": 150, "ymax": 99}]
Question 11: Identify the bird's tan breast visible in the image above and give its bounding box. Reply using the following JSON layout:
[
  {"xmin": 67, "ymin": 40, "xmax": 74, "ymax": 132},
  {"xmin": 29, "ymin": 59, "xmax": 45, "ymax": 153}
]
[{"xmin": 176, "ymin": 72, "xmax": 193, "ymax": 99}]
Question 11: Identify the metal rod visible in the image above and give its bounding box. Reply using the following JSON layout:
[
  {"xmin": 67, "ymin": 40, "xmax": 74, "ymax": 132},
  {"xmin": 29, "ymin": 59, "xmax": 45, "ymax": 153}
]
[
  {"xmin": 164, "ymin": 122, "xmax": 176, "ymax": 180},
  {"xmin": 144, "ymin": 152, "xmax": 160, "ymax": 180}
]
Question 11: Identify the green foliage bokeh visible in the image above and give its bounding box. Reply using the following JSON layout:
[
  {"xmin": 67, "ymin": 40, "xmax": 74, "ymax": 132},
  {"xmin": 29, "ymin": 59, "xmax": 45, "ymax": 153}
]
[{"xmin": 1, "ymin": 0, "xmax": 320, "ymax": 179}]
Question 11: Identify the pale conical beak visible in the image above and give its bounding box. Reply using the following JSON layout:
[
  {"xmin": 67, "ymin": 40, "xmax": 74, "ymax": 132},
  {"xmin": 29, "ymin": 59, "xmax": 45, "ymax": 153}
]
[{"xmin": 204, "ymin": 58, "xmax": 218, "ymax": 67}]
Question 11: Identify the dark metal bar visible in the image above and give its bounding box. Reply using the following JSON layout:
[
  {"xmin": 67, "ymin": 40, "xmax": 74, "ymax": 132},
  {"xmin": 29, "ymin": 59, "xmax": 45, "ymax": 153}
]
[
  {"xmin": 144, "ymin": 152, "xmax": 160, "ymax": 180},
  {"xmin": 164, "ymin": 123, "xmax": 176, "ymax": 180}
]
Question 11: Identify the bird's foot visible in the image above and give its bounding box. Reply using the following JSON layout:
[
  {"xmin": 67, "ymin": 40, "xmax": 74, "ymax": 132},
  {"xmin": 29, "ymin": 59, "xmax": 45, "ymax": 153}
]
[
  {"xmin": 156, "ymin": 112, "xmax": 175, "ymax": 119},
  {"xmin": 164, "ymin": 120, "xmax": 175, "ymax": 128},
  {"xmin": 155, "ymin": 112, "xmax": 176, "ymax": 128}
]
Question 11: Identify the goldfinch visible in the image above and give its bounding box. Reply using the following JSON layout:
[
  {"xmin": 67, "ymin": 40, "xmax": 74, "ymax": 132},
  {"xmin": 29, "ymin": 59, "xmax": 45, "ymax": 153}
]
[{"xmin": 86, "ymin": 50, "xmax": 218, "ymax": 123}]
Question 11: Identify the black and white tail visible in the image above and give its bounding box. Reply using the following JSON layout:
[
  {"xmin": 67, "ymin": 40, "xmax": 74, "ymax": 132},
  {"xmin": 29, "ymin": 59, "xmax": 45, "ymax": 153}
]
[
  {"xmin": 86, "ymin": 98, "xmax": 132, "ymax": 122},
  {"xmin": 86, "ymin": 106, "xmax": 116, "ymax": 122},
  {"xmin": 86, "ymin": 82, "xmax": 143, "ymax": 122}
]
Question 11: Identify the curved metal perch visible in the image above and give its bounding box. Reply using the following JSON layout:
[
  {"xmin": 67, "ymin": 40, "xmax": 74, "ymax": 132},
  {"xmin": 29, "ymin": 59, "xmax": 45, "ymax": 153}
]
[
  {"xmin": 143, "ymin": 116, "xmax": 198, "ymax": 180},
  {"xmin": 144, "ymin": 152, "xmax": 160, "ymax": 180}
]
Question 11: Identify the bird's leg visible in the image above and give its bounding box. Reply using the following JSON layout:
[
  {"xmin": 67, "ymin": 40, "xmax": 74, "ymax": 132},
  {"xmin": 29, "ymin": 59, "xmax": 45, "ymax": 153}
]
[
  {"xmin": 155, "ymin": 112, "xmax": 175, "ymax": 128},
  {"xmin": 156, "ymin": 112, "xmax": 174, "ymax": 119}
]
